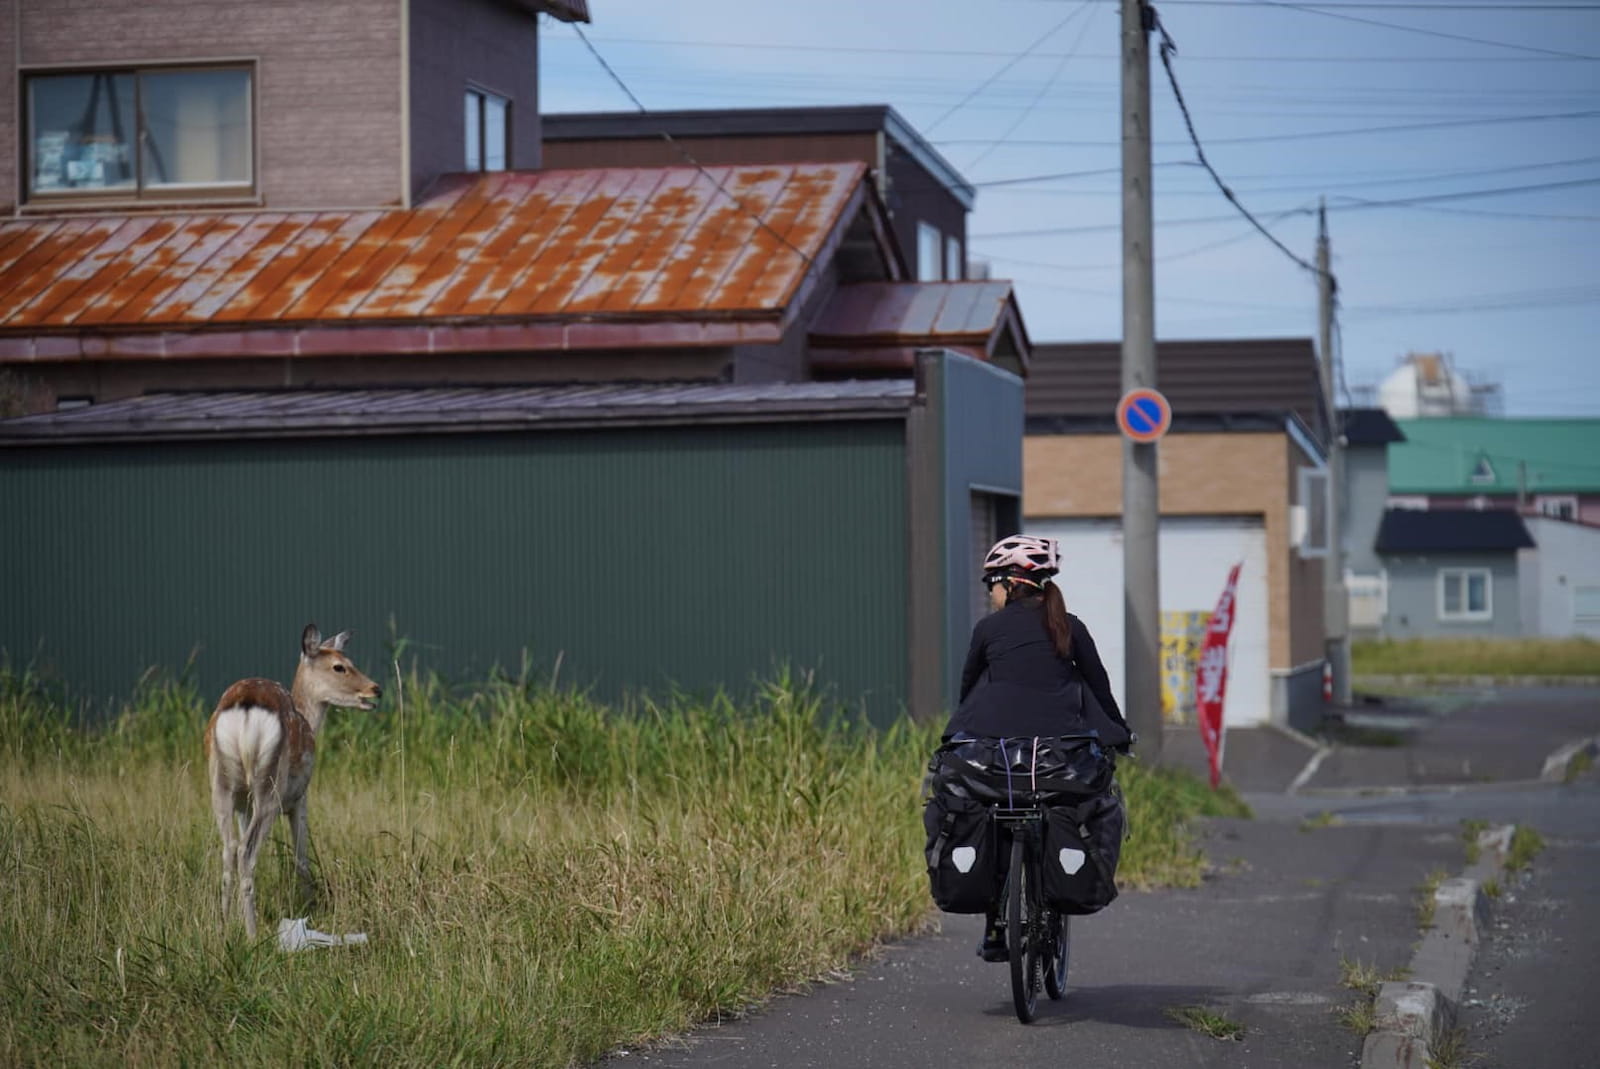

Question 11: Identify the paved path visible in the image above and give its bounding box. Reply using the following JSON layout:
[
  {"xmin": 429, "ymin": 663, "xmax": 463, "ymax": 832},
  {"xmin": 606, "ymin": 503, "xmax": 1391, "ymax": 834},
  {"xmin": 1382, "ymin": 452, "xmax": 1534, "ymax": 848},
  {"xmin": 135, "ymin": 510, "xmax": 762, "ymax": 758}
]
[{"xmin": 598, "ymin": 684, "xmax": 1600, "ymax": 1069}]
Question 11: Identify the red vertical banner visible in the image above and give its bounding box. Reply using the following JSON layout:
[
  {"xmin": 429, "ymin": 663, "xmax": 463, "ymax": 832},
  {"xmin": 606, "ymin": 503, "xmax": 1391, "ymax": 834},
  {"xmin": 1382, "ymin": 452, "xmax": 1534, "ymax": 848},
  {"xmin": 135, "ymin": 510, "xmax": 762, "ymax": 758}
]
[{"xmin": 1196, "ymin": 563, "xmax": 1242, "ymax": 789}]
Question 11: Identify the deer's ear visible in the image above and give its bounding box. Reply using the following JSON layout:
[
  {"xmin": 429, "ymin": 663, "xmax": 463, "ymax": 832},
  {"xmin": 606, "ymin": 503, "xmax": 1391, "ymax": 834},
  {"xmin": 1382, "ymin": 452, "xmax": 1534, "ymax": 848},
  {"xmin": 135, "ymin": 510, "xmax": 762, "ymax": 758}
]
[
  {"xmin": 301, "ymin": 624, "xmax": 323, "ymax": 658},
  {"xmin": 324, "ymin": 630, "xmax": 353, "ymax": 652}
]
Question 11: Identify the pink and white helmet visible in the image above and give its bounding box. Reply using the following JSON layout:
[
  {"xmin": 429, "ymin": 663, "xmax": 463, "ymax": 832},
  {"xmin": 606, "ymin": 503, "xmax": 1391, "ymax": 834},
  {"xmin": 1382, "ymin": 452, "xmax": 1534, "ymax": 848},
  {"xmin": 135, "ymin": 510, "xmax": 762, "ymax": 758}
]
[{"xmin": 982, "ymin": 535, "xmax": 1060, "ymax": 578}]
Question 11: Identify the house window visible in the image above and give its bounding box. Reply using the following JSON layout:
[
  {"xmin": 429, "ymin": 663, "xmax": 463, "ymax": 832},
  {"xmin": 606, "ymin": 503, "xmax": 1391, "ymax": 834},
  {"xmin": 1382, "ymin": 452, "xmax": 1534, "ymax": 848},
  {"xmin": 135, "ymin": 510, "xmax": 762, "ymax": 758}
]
[
  {"xmin": 1575, "ymin": 586, "xmax": 1600, "ymax": 626},
  {"xmin": 917, "ymin": 221, "xmax": 942, "ymax": 281},
  {"xmin": 26, "ymin": 66, "xmax": 252, "ymax": 199},
  {"xmin": 465, "ymin": 88, "xmax": 509, "ymax": 172},
  {"xmin": 1438, "ymin": 568, "xmax": 1492, "ymax": 622},
  {"xmin": 944, "ymin": 234, "xmax": 963, "ymax": 281},
  {"xmin": 1295, "ymin": 466, "xmax": 1330, "ymax": 559},
  {"xmin": 1536, "ymin": 495, "xmax": 1577, "ymax": 521}
]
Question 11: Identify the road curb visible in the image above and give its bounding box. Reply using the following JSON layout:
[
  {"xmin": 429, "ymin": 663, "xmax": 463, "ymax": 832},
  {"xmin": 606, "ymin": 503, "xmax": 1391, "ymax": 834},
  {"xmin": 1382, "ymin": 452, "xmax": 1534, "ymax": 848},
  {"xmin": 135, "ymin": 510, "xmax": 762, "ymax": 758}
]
[
  {"xmin": 1541, "ymin": 735, "xmax": 1600, "ymax": 782},
  {"xmin": 1356, "ymin": 674, "xmax": 1600, "ymax": 689},
  {"xmin": 1359, "ymin": 824, "xmax": 1514, "ymax": 1069}
]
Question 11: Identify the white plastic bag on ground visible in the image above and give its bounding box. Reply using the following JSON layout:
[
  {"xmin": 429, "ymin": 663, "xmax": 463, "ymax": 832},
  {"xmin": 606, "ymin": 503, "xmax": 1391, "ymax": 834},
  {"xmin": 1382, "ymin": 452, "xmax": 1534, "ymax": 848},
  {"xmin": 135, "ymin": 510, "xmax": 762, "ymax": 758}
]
[{"xmin": 276, "ymin": 917, "xmax": 369, "ymax": 952}]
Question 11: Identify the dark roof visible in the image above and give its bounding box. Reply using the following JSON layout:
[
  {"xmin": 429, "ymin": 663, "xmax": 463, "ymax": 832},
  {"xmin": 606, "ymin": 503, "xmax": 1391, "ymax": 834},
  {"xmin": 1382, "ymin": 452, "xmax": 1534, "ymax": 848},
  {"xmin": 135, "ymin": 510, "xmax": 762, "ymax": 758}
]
[
  {"xmin": 1341, "ymin": 407, "xmax": 1406, "ymax": 446},
  {"xmin": 0, "ymin": 381, "xmax": 916, "ymax": 445},
  {"xmin": 542, "ymin": 105, "xmax": 976, "ymax": 209},
  {"xmin": 1025, "ymin": 337, "xmax": 1328, "ymax": 442},
  {"xmin": 1374, "ymin": 508, "xmax": 1535, "ymax": 554}
]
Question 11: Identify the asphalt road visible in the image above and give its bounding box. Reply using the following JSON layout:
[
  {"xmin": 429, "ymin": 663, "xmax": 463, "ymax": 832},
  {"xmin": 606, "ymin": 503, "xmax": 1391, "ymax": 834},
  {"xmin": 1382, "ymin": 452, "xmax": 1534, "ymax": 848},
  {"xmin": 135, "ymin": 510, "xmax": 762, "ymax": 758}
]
[{"xmin": 597, "ymin": 684, "xmax": 1600, "ymax": 1069}]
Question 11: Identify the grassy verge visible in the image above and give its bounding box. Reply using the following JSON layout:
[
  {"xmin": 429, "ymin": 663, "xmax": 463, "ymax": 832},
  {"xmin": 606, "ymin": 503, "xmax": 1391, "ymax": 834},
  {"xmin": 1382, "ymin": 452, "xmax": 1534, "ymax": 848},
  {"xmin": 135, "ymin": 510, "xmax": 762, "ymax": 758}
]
[
  {"xmin": 1, "ymin": 666, "xmax": 1234, "ymax": 1067},
  {"xmin": 1352, "ymin": 637, "xmax": 1600, "ymax": 679}
]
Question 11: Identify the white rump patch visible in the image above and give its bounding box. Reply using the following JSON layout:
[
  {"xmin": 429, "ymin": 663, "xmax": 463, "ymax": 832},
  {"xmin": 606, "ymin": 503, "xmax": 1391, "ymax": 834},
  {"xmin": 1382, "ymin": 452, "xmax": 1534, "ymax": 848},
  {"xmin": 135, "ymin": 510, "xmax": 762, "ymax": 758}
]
[
  {"xmin": 951, "ymin": 846, "xmax": 978, "ymax": 874},
  {"xmin": 1057, "ymin": 848, "xmax": 1086, "ymax": 875},
  {"xmin": 213, "ymin": 707, "xmax": 283, "ymax": 786}
]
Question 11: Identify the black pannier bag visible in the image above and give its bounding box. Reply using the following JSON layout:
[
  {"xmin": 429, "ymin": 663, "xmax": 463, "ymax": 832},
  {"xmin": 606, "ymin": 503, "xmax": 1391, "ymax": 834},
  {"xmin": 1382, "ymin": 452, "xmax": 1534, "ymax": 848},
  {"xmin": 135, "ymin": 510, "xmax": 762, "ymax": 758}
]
[
  {"xmin": 926, "ymin": 733, "xmax": 1114, "ymax": 808},
  {"xmin": 923, "ymin": 791, "xmax": 1000, "ymax": 914},
  {"xmin": 1040, "ymin": 788, "xmax": 1126, "ymax": 915},
  {"xmin": 922, "ymin": 734, "xmax": 1117, "ymax": 915}
]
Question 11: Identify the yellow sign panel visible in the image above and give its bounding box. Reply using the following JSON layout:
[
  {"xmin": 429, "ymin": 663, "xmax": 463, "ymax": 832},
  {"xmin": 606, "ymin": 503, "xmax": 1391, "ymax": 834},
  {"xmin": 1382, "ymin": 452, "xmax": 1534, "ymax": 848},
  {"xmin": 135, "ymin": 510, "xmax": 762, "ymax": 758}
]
[{"xmin": 1160, "ymin": 610, "xmax": 1210, "ymax": 724}]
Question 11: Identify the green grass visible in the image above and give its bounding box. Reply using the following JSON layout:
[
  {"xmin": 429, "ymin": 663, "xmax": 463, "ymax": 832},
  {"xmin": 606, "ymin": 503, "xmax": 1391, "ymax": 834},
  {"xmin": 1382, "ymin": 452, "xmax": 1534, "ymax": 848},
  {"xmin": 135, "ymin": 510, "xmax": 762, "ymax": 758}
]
[
  {"xmin": 1, "ymin": 665, "xmax": 1236, "ymax": 1067},
  {"xmin": 1300, "ymin": 810, "xmax": 1341, "ymax": 832},
  {"xmin": 1352, "ymin": 637, "xmax": 1600, "ymax": 679},
  {"xmin": 1507, "ymin": 826, "xmax": 1545, "ymax": 872},
  {"xmin": 1566, "ymin": 749, "xmax": 1595, "ymax": 784},
  {"xmin": 1165, "ymin": 1005, "xmax": 1245, "ymax": 1040},
  {"xmin": 1417, "ymin": 868, "xmax": 1448, "ymax": 930},
  {"xmin": 1461, "ymin": 819, "xmax": 1489, "ymax": 864}
]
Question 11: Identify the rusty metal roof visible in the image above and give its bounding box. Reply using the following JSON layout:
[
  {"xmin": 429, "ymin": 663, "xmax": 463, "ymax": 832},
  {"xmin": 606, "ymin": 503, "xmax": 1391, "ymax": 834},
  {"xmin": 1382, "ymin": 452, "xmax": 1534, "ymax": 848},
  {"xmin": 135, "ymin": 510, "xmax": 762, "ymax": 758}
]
[
  {"xmin": 0, "ymin": 162, "xmax": 872, "ymax": 359},
  {"xmin": 0, "ymin": 381, "xmax": 916, "ymax": 444}
]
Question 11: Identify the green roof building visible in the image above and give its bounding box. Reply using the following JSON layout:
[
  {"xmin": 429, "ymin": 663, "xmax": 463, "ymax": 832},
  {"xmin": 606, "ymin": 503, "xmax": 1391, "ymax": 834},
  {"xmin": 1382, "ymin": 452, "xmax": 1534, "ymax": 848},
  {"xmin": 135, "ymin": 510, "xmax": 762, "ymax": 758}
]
[{"xmin": 1390, "ymin": 418, "xmax": 1600, "ymax": 525}]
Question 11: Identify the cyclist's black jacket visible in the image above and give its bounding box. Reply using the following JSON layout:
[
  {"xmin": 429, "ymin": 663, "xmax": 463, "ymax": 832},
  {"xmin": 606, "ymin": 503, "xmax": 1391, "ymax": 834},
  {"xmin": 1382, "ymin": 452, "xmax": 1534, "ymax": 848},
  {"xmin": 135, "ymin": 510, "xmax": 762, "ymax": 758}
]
[{"xmin": 942, "ymin": 596, "xmax": 1130, "ymax": 745}]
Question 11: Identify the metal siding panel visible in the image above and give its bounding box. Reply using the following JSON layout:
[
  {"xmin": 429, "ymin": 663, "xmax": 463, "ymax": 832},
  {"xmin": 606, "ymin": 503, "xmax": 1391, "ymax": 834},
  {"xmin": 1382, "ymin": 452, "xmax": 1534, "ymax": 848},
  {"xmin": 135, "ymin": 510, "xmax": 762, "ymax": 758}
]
[{"xmin": 0, "ymin": 421, "xmax": 907, "ymax": 720}]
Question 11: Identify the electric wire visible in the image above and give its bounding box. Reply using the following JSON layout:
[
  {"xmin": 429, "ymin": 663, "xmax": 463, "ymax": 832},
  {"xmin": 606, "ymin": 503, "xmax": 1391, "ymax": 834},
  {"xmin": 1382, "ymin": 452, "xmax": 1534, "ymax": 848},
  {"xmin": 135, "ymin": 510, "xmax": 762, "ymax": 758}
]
[
  {"xmin": 922, "ymin": 5, "xmax": 1098, "ymax": 134},
  {"xmin": 568, "ymin": 23, "xmax": 815, "ymax": 267}
]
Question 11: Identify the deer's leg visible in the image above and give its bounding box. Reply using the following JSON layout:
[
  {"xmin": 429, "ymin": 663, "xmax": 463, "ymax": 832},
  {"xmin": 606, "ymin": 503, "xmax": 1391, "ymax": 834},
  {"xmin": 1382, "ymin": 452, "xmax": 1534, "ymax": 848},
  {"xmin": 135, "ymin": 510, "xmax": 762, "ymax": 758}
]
[
  {"xmin": 288, "ymin": 801, "xmax": 316, "ymax": 909},
  {"xmin": 210, "ymin": 774, "xmax": 240, "ymax": 933},
  {"xmin": 237, "ymin": 788, "xmax": 283, "ymax": 942}
]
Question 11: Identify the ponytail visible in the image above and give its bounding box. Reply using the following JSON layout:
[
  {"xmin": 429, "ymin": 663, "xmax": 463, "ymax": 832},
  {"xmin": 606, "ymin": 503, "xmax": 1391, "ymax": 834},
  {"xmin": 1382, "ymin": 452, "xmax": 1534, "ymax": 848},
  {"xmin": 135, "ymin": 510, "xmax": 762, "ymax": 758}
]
[{"xmin": 1042, "ymin": 581, "xmax": 1072, "ymax": 660}]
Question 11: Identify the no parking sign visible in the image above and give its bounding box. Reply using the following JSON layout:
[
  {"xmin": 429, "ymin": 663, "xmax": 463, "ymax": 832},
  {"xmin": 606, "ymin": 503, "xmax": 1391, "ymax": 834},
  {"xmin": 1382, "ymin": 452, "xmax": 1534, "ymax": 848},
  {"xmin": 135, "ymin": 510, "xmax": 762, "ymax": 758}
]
[{"xmin": 1116, "ymin": 388, "xmax": 1172, "ymax": 443}]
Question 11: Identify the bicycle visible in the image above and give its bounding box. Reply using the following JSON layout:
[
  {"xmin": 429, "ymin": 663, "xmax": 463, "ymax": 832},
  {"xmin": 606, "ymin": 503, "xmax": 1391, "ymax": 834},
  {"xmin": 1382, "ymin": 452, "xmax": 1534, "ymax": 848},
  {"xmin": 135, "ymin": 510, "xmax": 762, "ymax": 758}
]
[{"xmin": 991, "ymin": 806, "xmax": 1069, "ymax": 1023}]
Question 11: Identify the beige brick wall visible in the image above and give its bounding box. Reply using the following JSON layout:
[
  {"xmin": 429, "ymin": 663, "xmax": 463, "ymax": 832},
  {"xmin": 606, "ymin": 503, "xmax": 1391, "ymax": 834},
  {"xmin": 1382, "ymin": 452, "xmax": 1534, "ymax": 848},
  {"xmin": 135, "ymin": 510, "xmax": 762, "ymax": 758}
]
[
  {"xmin": 1025, "ymin": 431, "xmax": 1326, "ymax": 670},
  {"xmin": 8, "ymin": 0, "xmax": 402, "ymax": 212}
]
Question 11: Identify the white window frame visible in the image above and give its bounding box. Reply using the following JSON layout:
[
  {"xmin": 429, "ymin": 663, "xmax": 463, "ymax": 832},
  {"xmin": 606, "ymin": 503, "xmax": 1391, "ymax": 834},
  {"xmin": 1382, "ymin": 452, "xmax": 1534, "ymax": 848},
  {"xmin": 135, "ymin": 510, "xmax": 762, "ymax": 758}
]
[
  {"xmin": 1294, "ymin": 466, "xmax": 1330, "ymax": 559},
  {"xmin": 1536, "ymin": 495, "xmax": 1578, "ymax": 521},
  {"xmin": 465, "ymin": 86, "xmax": 510, "ymax": 172},
  {"xmin": 917, "ymin": 221, "xmax": 942, "ymax": 281},
  {"xmin": 1574, "ymin": 585, "xmax": 1600, "ymax": 626},
  {"xmin": 944, "ymin": 234, "xmax": 963, "ymax": 281},
  {"xmin": 24, "ymin": 62, "xmax": 255, "ymax": 203},
  {"xmin": 1437, "ymin": 567, "xmax": 1492, "ymax": 622}
]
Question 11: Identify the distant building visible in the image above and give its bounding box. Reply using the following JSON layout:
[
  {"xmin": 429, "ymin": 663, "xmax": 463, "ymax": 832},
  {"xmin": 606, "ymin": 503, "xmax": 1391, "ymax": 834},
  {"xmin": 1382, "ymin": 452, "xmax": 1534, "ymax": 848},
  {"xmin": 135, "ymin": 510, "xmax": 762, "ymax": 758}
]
[{"xmin": 1351, "ymin": 352, "xmax": 1502, "ymax": 419}]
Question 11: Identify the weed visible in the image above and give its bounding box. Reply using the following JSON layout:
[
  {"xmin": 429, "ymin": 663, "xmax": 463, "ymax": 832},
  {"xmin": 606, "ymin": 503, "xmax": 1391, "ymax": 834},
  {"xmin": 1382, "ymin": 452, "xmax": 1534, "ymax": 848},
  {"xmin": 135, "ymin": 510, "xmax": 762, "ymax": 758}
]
[
  {"xmin": 1335, "ymin": 997, "xmax": 1378, "ymax": 1036},
  {"xmin": 1461, "ymin": 819, "xmax": 1489, "ymax": 864},
  {"xmin": 1426, "ymin": 1025, "xmax": 1475, "ymax": 1069},
  {"xmin": 1507, "ymin": 826, "xmax": 1545, "ymax": 872},
  {"xmin": 1166, "ymin": 1005, "xmax": 1245, "ymax": 1040},
  {"xmin": 1339, "ymin": 957, "xmax": 1384, "ymax": 997},
  {"xmin": 1300, "ymin": 810, "xmax": 1341, "ymax": 832},
  {"xmin": 1482, "ymin": 878, "xmax": 1501, "ymax": 900},
  {"xmin": 1565, "ymin": 748, "xmax": 1595, "ymax": 784},
  {"xmin": 1417, "ymin": 868, "xmax": 1448, "ymax": 930}
]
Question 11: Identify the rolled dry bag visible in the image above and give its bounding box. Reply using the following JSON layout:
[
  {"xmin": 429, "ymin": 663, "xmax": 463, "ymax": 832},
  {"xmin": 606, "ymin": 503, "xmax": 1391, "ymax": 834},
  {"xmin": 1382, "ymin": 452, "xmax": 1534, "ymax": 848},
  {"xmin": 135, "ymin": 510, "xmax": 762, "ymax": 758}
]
[
  {"xmin": 923, "ymin": 792, "xmax": 998, "ymax": 914},
  {"xmin": 1041, "ymin": 790, "xmax": 1126, "ymax": 915}
]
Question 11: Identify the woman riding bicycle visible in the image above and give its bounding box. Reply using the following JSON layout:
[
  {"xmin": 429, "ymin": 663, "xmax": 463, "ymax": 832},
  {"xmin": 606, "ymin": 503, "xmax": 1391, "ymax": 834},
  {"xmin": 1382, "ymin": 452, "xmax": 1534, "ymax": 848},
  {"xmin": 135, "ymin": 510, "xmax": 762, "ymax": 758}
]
[{"xmin": 943, "ymin": 534, "xmax": 1132, "ymax": 960}]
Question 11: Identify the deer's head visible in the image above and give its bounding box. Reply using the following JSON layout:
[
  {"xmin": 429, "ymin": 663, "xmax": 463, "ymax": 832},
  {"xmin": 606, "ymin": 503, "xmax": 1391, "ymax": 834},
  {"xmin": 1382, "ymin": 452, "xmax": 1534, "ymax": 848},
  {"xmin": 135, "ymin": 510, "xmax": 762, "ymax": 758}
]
[{"xmin": 298, "ymin": 624, "xmax": 382, "ymax": 711}]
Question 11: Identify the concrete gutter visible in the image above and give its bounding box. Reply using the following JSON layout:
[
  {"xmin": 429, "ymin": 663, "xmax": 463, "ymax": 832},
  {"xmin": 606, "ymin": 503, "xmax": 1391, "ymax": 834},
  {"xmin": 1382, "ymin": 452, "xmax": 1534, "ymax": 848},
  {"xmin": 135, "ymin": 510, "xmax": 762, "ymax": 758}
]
[
  {"xmin": 1541, "ymin": 735, "xmax": 1600, "ymax": 782},
  {"xmin": 1360, "ymin": 825, "xmax": 1514, "ymax": 1069}
]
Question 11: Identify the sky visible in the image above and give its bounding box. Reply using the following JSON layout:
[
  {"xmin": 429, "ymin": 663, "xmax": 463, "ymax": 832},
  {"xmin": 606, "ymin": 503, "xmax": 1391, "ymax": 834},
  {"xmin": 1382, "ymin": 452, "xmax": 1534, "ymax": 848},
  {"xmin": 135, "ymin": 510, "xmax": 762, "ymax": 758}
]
[{"xmin": 538, "ymin": 0, "xmax": 1600, "ymax": 418}]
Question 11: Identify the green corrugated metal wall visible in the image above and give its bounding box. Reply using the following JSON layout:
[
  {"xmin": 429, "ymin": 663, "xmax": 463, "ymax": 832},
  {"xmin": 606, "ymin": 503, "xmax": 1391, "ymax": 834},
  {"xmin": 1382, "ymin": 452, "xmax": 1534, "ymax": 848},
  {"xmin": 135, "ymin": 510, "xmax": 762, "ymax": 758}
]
[{"xmin": 0, "ymin": 420, "xmax": 907, "ymax": 719}]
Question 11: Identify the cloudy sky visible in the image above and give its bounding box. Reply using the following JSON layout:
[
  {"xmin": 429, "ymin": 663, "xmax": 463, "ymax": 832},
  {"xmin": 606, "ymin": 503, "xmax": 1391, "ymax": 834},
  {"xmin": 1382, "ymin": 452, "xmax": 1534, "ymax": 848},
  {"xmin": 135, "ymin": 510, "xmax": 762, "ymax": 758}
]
[{"xmin": 540, "ymin": 0, "xmax": 1600, "ymax": 417}]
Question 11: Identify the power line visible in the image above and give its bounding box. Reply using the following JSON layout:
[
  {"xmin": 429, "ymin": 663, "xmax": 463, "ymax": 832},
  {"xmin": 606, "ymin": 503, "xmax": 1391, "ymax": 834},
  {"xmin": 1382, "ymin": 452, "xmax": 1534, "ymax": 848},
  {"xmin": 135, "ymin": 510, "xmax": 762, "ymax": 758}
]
[
  {"xmin": 964, "ymin": 1, "xmax": 1102, "ymax": 171},
  {"xmin": 567, "ymin": 24, "xmax": 816, "ymax": 268},
  {"xmin": 923, "ymin": 5, "xmax": 1097, "ymax": 135},
  {"xmin": 547, "ymin": 35, "xmax": 1600, "ymax": 63},
  {"xmin": 1219, "ymin": 0, "xmax": 1600, "ymax": 60},
  {"xmin": 933, "ymin": 108, "xmax": 1600, "ymax": 148}
]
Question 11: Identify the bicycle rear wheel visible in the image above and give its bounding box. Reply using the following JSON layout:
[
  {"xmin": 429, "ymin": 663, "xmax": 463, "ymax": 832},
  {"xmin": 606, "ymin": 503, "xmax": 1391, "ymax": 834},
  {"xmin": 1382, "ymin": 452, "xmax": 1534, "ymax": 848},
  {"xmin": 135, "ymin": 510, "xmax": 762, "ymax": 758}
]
[
  {"xmin": 1044, "ymin": 911, "xmax": 1070, "ymax": 999},
  {"xmin": 1006, "ymin": 837, "xmax": 1041, "ymax": 1023}
]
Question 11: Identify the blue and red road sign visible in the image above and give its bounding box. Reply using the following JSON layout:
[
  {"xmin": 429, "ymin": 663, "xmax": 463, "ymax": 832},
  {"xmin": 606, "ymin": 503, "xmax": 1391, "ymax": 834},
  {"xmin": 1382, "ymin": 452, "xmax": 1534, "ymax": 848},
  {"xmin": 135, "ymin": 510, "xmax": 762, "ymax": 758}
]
[{"xmin": 1116, "ymin": 387, "xmax": 1172, "ymax": 443}]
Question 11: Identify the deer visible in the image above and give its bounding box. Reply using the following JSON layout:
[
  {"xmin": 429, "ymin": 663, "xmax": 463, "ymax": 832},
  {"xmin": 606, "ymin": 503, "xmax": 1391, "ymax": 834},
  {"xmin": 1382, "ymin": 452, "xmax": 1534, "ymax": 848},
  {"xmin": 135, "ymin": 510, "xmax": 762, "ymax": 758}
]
[{"xmin": 203, "ymin": 624, "xmax": 381, "ymax": 939}]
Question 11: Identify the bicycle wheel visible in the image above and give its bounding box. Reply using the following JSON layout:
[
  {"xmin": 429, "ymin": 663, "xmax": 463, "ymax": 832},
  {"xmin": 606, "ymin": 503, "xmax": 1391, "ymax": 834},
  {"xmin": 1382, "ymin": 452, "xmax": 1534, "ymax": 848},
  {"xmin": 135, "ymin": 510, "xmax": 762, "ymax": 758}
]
[
  {"xmin": 1007, "ymin": 837, "xmax": 1041, "ymax": 1023},
  {"xmin": 1044, "ymin": 910, "xmax": 1071, "ymax": 1000}
]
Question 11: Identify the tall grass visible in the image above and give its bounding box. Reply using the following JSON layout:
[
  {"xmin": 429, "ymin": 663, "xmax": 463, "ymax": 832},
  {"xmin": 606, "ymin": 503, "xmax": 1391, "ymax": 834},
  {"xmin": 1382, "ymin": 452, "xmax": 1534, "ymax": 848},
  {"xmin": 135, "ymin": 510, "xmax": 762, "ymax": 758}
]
[
  {"xmin": 2, "ymin": 665, "xmax": 1234, "ymax": 1067},
  {"xmin": 1352, "ymin": 637, "xmax": 1600, "ymax": 679}
]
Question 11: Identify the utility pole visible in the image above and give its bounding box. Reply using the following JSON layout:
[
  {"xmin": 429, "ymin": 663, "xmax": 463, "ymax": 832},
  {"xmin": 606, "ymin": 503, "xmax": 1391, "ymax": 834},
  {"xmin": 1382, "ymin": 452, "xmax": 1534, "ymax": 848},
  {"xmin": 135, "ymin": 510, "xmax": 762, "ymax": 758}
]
[
  {"xmin": 1122, "ymin": 0, "xmax": 1163, "ymax": 761},
  {"xmin": 1317, "ymin": 200, "xmax": 1351, "ymax": 706}
]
